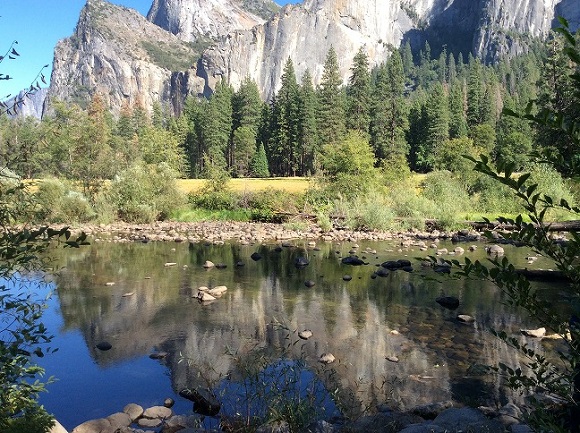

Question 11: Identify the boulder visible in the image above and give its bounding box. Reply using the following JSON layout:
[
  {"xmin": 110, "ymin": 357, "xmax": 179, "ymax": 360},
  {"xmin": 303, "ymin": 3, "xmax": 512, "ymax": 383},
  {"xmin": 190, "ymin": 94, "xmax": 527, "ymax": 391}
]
[
  {"xmin": 486, "ymin": 244, "xmax": 505, "ymax": 256},
  {"xmin": 72, "ymin": 419, "xmax": 111, "ymax": 433},
  {"xmin": 208, "ymin": 285, "xmax": 228, "ymax": 297},
  {"xmin": 304, "ymin": 280, "xmax": 316, "ymax": 288},
  {"xmin": 143, "ymin": 405, "xmax": 172, "ymax": 419},
  {"xmin": 298, "ymin": 330, "xmax": 313, "ymax": 340},
  {"xmin": 251, "ymin": 252, "xmax": 262, "ymax": 261},
  {"xmin": 196, "ymin": 291, "xmax": 216, "ymax": 302},
  {"xmin": 343, "ymin": 275, "xmax": 352, "ymax": 281},
  {"xmin": 106, "ymin": 412, "xmax": 131, "ymax": 430},
  {"xmin": 202, "ymin": 260, "xmax": 215, "ymax": 268},
  {"xmin": 123, "ymin": 403, "xmax": 144, "ymax": 421},
  {"xmin": 432, "ymin": 407, "xmax": 504, "ymax": 432}
]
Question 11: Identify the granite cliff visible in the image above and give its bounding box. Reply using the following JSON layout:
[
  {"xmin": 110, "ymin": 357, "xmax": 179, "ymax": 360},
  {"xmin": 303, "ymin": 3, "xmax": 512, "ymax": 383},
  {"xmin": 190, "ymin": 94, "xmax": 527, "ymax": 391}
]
[{"xmin": 46, "ymin": 0, "xmax": 580, "ymax": 115}]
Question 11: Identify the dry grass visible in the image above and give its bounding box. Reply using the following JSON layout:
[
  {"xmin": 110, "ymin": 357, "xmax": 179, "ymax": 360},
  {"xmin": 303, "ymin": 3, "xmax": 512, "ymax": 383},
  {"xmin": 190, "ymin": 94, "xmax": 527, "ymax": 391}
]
[{"xmin": 178, "ymin": 177, "xmax": 311, "ymax": 194}]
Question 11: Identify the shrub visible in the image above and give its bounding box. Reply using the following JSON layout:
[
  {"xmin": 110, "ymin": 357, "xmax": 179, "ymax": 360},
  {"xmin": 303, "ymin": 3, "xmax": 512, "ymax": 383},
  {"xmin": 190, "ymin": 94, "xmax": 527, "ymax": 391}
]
[
  {"xmin": 419, "ymin": 171, "xmax": 472, "ymax": 229},
  {"xmin": 34, "ymin": 179, "xmax": 95, "ymax": 223},
  {"xmin": 109, "ymin": 163, "xmax": 186, "ymax": 223},
  {"xmin": 342, "ymin": 194, "xmax": 396, "ymax": 231}
]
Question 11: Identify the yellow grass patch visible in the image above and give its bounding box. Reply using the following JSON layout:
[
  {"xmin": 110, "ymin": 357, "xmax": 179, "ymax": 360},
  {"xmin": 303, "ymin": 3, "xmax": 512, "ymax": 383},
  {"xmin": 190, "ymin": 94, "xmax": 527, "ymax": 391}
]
[{"xmin": 178, "ymin": 177, "xmax": 311, "ymax": 195}]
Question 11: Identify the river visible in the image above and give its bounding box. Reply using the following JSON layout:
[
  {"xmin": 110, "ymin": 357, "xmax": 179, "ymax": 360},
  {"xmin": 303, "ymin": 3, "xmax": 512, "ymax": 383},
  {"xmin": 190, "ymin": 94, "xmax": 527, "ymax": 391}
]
[{"xmin": 34, "ymin": 238, "xmax": 568, "ymax": 430}]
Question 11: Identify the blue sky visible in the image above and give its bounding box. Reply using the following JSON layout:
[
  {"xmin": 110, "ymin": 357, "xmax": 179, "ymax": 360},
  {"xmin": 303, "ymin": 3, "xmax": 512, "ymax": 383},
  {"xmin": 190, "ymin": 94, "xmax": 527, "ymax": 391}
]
[{"xmin": 0, "ymin": 0, "xmax": 300, "ymax": 99}]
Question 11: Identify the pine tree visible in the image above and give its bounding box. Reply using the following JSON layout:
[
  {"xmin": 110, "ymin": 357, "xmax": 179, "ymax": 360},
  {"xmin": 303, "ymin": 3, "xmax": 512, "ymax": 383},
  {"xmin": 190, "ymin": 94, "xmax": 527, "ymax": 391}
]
[
  {"xmin": 370, "ymin": 50, "xmax": 409, "ymax": 165},
  {"xmin": 269, "ymin": 58, "xmax": 300, "ymax": 176},
  {"xmin": 232, "ymin": 77, "xmax": 262, "ymax": 133},
  {"xmin": 419, "ymin": 83, "xmax": 449, "ymax": 171},
  {"xmin": 251, "ymin": 142, "xmax": 270, "ymax": 178},
  {"xmin": 199, "ymin": 80, "xmax": 232, "ymax": 177},
  {"xmin": 316, "ymin": 46, "xmax": 346, "ymax": 147},
  {"xmin": 346, "ymin": 47, "xmax": 371, "ymax": 134},
  {"xmin": 298, "ymin": 69, "xmax": 318, "ymax": 175},
  {"xmin": 466, "ymin": 57, "xmax": 483, "ymax": 128},
  {"xmin": 448, "ymin": 79, "xmax": 468, "ymax": 138}
]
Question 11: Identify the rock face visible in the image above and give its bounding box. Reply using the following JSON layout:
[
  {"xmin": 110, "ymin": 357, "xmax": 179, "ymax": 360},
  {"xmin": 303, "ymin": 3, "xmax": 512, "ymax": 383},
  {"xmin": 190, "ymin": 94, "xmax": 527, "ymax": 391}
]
[
  {"xmin": 47, "ymin": 0, "xmax": 580, "ymax": 114},
  {"xmin": 47, "ymin": 0, "xmax": 204, "ymax": 116},
  {"xmin": 147, "ymin": 0, "xmax": 276, "ymax": 42}
]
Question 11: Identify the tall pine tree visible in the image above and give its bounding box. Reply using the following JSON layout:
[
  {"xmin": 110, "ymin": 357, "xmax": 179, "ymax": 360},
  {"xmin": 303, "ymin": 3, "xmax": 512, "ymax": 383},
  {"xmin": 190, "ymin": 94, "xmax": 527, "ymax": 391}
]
[
  {"xmin": 317, "ymin": 46, "xmax": 346, "ymax": 147},
  {"xmin": 346, "ymin": 47, "xmax": 371, "ymax": 134}
]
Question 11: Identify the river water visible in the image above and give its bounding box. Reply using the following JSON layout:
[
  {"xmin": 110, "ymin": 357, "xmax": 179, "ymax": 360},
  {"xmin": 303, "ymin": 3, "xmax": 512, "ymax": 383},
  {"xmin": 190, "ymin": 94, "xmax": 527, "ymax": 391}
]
[{"xmin": 34, "ymin": 238, "xmax": 568, "ymax": 430}]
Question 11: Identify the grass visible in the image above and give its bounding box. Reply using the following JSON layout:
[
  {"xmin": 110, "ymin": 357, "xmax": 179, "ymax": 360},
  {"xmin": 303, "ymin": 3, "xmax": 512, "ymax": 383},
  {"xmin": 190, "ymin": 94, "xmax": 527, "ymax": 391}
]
[
  {"xmin": 171, "ymin": 208, "xmax": 252, "ymax": 222},
  {"xmin": 179, "ymin": 177, "xmax": 311, "ymax": 195}
]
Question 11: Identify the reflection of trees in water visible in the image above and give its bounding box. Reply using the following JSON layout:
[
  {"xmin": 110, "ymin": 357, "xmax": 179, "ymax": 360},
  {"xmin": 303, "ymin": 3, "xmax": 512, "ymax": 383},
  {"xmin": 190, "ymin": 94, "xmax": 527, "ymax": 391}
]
[{"xmin": 49, "ymin": 240, "xmax": 551, "ymax": 411}]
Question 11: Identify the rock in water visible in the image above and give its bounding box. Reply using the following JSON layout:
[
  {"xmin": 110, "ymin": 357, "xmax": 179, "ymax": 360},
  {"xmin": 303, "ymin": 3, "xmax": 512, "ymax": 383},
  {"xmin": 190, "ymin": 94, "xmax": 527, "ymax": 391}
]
[
  {"xmin": 319, "ymin": 353, "xmax": 336, "ymax": 364},
  {"xmin": 294, "ymin": 256, "xmax": 310, "ymax": 267},
  {"xmin": 521, "ymin": 327, "xmax": 546, "ymax": 338},
  {"xmin": 251, "ymin": 252, "xmax": 262, "ymax": 261},
  {"xmin": 179, "ymin": 388, "xmax": 221, "ymax": 416},
  {"xmin": 96, "ymin": 341, "xmax": 112, "ymax": 351},
  {"xmin": 341, "ymin": 256, "xmax": 366, "ymax": 266},
  {"xmin": 203, "ymin": 260, "xmax": 215, "ymax": 268},
  {"xmin": 436, "ymin": 296, "xmax": 460, "ymax": 310},
  {"xmin": 298, "ymin": 330, "xmax": 313, "ymax": 340},
  {"xmin": 304, "ymin": 280, "xmax": 316, "ymax": 288}
]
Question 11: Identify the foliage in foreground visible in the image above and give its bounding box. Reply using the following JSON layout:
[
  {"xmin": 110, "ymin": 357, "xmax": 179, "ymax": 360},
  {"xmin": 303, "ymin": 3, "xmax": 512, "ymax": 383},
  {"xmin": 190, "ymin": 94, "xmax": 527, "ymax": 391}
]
[
  {"xmin": 0, "ymin": 176, "xmax": 88, "ymax": 432},
  {"xmin": 446, "ymin": 19, "xmax": 580, "ymax": 432}
]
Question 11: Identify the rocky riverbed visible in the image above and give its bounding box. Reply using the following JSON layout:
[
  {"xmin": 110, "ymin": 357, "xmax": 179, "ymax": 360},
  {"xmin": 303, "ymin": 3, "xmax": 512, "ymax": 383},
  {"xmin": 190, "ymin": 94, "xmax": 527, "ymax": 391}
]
[
  {"xmin": 43, "ymin": 220, "xmax": 489, "ymax": 245},
  {"xmin": 53, "ymin": 399, "xmax": 535, "ymax": 433}
]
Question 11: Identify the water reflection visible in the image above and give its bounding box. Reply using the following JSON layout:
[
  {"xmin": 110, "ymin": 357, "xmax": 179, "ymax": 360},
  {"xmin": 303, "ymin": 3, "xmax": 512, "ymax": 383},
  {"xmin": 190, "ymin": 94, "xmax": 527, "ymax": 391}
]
[{"xmin": 40, "ymin": 239, "xmax": 566, "ymax": 427}]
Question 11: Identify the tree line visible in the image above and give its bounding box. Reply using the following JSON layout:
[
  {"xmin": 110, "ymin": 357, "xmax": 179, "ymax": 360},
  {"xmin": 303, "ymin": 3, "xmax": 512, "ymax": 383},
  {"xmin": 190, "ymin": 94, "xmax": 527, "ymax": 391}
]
[{"xmin": 1, "ymin": 31, "xmax": 579, "ymax": 186}]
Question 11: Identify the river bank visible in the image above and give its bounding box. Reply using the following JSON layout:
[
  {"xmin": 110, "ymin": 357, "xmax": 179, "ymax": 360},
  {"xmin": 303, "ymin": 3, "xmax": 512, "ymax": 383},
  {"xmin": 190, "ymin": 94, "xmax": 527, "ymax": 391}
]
[{"xmin": 46, "ymin": 220, "xmax": 486, "ymax": 245}]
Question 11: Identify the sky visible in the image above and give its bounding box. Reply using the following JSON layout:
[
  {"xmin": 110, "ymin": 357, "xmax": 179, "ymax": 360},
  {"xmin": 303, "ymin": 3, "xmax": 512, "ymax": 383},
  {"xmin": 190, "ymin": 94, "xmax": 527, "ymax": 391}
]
[{"xmin": 0, "ymin": 0, "xmax": 299, "ymax": 99}]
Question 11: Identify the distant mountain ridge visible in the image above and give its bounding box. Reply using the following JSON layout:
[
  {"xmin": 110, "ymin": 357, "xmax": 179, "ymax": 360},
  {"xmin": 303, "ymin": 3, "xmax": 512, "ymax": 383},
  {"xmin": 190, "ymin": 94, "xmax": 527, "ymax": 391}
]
[{"xmin": 41, "ymin": 0, "xmax": 580, "ymax": 117}]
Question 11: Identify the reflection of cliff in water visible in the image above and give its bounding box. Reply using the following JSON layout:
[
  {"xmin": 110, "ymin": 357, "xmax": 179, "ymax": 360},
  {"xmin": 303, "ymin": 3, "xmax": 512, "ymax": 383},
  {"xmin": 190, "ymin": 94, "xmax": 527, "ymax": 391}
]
[{"xmin": 51, "ymin": 240, "xmax": 554, "ymax": 411}]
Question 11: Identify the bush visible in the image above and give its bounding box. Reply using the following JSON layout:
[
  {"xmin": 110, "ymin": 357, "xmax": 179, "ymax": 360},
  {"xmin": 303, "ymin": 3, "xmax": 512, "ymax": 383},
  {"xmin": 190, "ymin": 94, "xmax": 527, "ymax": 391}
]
[
  {"xmin": 109, "ymin": 163, "xmax": 186, "ymax": 223},
  {"xmin": 342, "ymin": 194, "xmax": 396, "ymax": 231},
  {"xmin": 34, "ymin": 179, "xmax": 95, "ymax": 223},
  {"xmin": 419, "ymin": 171, "xmax": 472, "ymax": 229}
]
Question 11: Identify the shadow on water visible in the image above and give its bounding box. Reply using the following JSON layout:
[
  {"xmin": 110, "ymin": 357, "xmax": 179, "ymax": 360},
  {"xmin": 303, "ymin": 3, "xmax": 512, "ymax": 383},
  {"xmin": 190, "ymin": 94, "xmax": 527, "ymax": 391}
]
[{"xmin": 35, "ymin": 238, "xmax": 568, "ymax": 429}]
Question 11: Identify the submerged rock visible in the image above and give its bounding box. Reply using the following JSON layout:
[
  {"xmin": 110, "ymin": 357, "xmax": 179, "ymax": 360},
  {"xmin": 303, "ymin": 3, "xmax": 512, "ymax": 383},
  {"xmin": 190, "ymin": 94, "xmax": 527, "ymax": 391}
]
[
  {"xmin": 179, "ymin": 388, "xmax": 221, "ymax": 416},
  {"xmin": 436, "ymin": 296, "xmax": 460, "ymax": 310},
  {"xmin": 319, "ymin": 353, "xmax": 336, "ymax": 364},
  {"xmin": 96, "ymin": 341, "xmax": 112, "ymax": 351}
]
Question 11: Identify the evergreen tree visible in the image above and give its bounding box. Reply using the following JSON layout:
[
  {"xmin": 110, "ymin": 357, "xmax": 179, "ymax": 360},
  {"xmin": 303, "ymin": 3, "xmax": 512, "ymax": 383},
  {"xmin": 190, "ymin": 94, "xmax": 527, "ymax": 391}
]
[
  {"xmin": 534, "ymin": 31, "xmax": 580, "ymax": 175},
  {"xmin": 407, "ymin": 95, "xmax": 428, "ymax": 172},
  {"xmin": 401, "ymin": 40, "xmax": 414, "ymax": 77},
  {"xmin": 199, "ymin": 80, "xmax": 232, "ymax": 177},
  {"xmin": 269, "ymin": 58, "xmax": 300, "ymax": 176},
  {"xmin": 466, "ymin": 57, "xmax": 483, "ymax": 128},
  {"xmin": 448, "ymin": 79, "xmax": 468, "ymax": 138},
  {"xmin": 316, "ymin": 46, "xmax": 346, "ymax": 147},
  {"xmin": 298, "ymin": 69, "xmax": 319, "ymax": 175},
  {"xmin": 251, "ymin": 142, "xmax": 270, "ymax": 178},
  {"xmin": 231, "ymin": 77, "xmax": 262, "ymax": 174},
  {"xmin": 232, "ymin": 126, "xmax": 256, "ymax": 177},
  {"xmin": 232, "ymin": 77, "xmax": 262, "ymax": 133},
  {"xmin": 370, "ymin": 50, "xmax": 409, "ymax": 165},
  {"xmin": 346, "ymin": 47, "xmax": 371, "ymax": 134},
  {"xmin": 419, "ymin": 83, "xmax": 449, "ymax": 171}
]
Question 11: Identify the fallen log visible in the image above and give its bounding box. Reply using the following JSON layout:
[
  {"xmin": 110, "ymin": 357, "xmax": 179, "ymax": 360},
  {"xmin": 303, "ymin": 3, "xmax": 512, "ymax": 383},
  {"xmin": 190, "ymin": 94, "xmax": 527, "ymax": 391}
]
[{"xmin": 515, "ymin": 269, "xmax": 569, "ymax": 282}]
